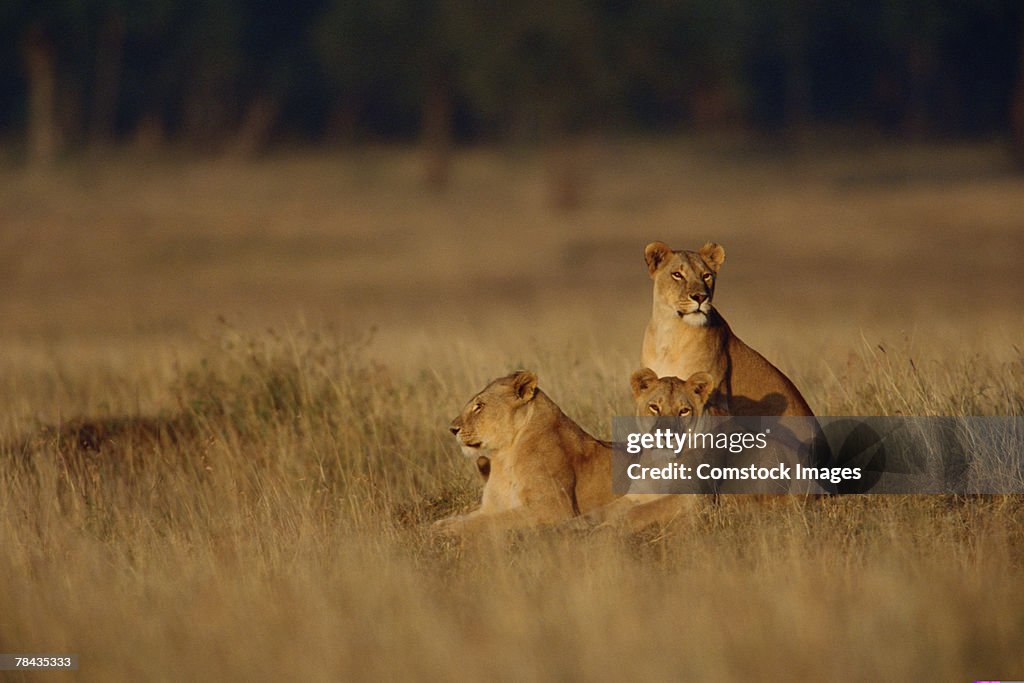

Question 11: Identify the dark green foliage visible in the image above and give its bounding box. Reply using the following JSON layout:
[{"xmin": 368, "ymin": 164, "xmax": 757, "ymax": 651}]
[{"xmin": 1, "ymin": 0, "xmax": 1022, "ymax": 147}]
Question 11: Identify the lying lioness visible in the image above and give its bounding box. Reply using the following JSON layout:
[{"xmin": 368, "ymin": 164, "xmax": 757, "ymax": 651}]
[
  {"xmin": 574, "ymin": 368, "xmax": 716, "ymax": 529},
  {"xmin": 433, "ymin": 370, "xmax": 618, "ymax": 535}
]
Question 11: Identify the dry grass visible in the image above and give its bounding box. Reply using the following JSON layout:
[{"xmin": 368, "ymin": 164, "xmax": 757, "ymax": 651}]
[{"xmin": 1, "ymin": 139, "xmax": 1023, "ymax": 681}]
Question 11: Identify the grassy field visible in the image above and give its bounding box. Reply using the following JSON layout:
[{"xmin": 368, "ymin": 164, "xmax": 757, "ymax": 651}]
[{"xmin": 1, "ymin": 138, "xmax": 1023, "ymax": 681}]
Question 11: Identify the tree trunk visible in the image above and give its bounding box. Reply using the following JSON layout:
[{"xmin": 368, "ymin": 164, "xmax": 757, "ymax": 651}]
[
  {"xmin": 691, "ymin": 82, "xmax": 735, "ymax": 129},
  {"xmin": 132, "ymin": 114, "xmax": 166, "ymax": 153},
  {"xmin": 184, "ymin": 80, "xmax": 232, "ymax": 150},
  {"xmin": 226, "ymin": 97, "xmax": 279, "ymax": 159},
  {"xmin": 783, "ymin": 41, "xmax": 811, "ymax": 130},
  {"xmin": 326, "ymin": 96, "xmax": 360, "ymax": 147},
  {"xmin": 1011, "ymin": 25, "xmax": 1024, "ymax": 167},
  {"xmin": 546, "ymin": 136, "xmax": 584, "ymax": 212},
  {"xmin": 902, "ymin": 42, "xmax": 933, "ymax": 138},
  {"xmin": 23, "ymin": 27, "xmax": 60, "ymax": 166},
  {"xmin": 90, "ymin": 14, "xmax": 125, "ymax": 145},
  {"xmin": 421, "ymin": 74, "xmax": 453, "ymax": 191},
  {"xmin": 779, "ymin": 4, "xmax": 811, "ymax": 133}
]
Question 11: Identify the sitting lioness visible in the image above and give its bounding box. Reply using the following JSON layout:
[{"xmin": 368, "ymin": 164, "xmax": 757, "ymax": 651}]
[
  {"xmin": 642, "ymin": 241, "xmax": 813, "ymax": 417},
  {"xmin": 433, "ymin": 370, "xmax": 618, "ymax": 535},
  {"xmin": 574, "ymin": 368, "xmax": 716, "ymax": 529}
]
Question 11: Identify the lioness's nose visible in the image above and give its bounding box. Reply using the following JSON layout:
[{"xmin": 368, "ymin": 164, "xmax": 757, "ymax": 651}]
[
  {"xmin": 690, "ymin": 293, "xmax": 707, "ymax": 304},
  {"xmin": 449, "ymin": 425, "xmax": 460, "ymax": 435}
]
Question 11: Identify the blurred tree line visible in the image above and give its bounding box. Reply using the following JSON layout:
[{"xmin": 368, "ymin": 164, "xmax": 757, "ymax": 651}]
[{"xmin": 3, "ymin": 0, "xmax": 1024, "ymax": 174}]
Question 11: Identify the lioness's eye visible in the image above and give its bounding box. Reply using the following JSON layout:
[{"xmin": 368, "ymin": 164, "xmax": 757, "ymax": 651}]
[
  {"xmin": 680, "ymin": 407, "xmax": 692, "ymax": 416},
  {"xmin": 702, "ymin": 273, "xmax": 713, "ymax": 282},
  {"xmin": 671, "ymin": 272, "xmax": 683, "ymax": 281},
  {"xmin": 472, "ymin": 403, "xmax": 483, "ymax": 412},
  {"xmin": 648, "ymin": 403, "xmax": 660, "ymax": 415}
]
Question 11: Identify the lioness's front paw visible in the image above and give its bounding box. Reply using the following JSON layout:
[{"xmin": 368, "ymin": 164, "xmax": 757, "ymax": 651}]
[
  {"xmin": 558, "ymin": 515, "xmax": 596, "ymax": 533},
  {"xmin": 431, "ymin": 515, "xmax": 466, "ymax": 537}
]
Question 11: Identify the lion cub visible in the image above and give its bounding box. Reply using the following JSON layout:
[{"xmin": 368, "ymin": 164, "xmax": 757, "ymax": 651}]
[
  {"xmin": 433, "ymin": 370, "xmax": 618, "ymax": 536},
  {"xmin": 576, "ymin": 368, "xmax": 716, "ymax": 529}
]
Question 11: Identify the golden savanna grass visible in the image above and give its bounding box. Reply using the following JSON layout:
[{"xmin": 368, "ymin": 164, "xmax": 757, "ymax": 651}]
[{"xmin": 1, "ymin": 138, "xmax": 1023, "ymax": 680}]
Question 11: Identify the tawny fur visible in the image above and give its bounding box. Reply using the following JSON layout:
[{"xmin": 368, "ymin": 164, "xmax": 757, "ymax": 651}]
[
  {"xmin": 433, "ymin": 371, "xmax": 618, "ymax": 536},
  {"xmin": 577, "ymin": 369, "xmax": 714, "ymax": 530},
  {"xmin": 642, "ymin": 241, "xmax": 814, "ymax": 417}
]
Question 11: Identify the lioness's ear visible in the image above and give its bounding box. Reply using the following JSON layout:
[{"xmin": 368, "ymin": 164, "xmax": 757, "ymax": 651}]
[
  {"xmin": 644, "ymin": 241, "xmax": 673, "ymax": 276},
  {"xmin": 686, "ymin": 371, "xmax": 714, "ymax": 405},
  {"xmin": 511, "ymin": 370, "xmax": 538, "ymax": 401},
  {"xmin": 630, "ymin": 368, "xmax": 659, "ymax": 398},
  {"xmin": 698, "ymin": 242, "xmax": 725, "ymax": 272}
]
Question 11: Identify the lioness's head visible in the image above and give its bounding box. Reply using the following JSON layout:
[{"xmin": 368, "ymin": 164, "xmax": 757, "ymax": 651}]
[
  {"xmin": 644, "ymin": 241, "xmax": 725, "ymax": 327},
  {"xmin": 449, "ymin": 370, "xmax": 539, "ymax": 456},
  {"xmin": 630, "ymin": 368, "xmax": 714, "ymax": 418}
]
